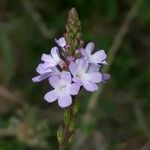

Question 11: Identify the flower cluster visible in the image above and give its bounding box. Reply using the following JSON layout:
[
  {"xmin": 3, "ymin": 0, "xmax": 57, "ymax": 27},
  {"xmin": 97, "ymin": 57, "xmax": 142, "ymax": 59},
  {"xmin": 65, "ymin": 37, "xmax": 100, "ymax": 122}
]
[{"xmin": 32, "ymin": 37, "xmax": 110, "ymax": 108}]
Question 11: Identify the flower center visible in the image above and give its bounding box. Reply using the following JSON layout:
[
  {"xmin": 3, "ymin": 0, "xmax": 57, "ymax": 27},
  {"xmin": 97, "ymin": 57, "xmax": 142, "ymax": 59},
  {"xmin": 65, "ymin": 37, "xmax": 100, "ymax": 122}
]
[
  {"xmin": 56, "ymin": 80, "xmax": 70, "ymax": 96},
  {"xmin": 76, "ymin": 73, "xmax": 81, "ymax": 79},
  {"xmin": 76, "ymin": 70, "xmax": 85, "ymax": 80},
  {"xmin": 59, "ymin": 85, "xmax": 68, "ymax": 91}
]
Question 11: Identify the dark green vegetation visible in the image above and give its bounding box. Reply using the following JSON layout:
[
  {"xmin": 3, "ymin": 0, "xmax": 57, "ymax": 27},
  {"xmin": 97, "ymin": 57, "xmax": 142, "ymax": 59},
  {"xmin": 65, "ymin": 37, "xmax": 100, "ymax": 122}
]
[{"xmin": 0, "ymin": 0, "xmax": 149, "ymax": 149}]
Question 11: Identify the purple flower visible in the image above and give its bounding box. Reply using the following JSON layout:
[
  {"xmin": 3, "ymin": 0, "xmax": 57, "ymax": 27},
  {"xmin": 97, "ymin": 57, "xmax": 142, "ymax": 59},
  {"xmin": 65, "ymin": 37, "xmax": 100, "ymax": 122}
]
[
  {"xmin": 55, "ymin": 37, "xmax": 66, "ymax": 47},
  {"xmin": 81, "ymin": 42, "xmax": 107, "ymax": 65},
  {"xmin": 102, "ymin": 74, "xmax": 111, "ymax": 83},
  {"xmin": 32, "ymin": 63, "xmax": 52, "ymax": 82},
  {"xmin": 32, "ymin": 34, "xmax": 110, "ymax": 108},
  {"xmin": 69, "ymin": 58, "xmax": 102, "ymax": 92},
  {"xmin": 32, "ymin": 46, "xmax": 61, "ymax": 82},
  {"xmin": 32, "ymin": 63, "xmax": 60, "ymax": 82},
  {"xmin": 41, "ymin": 47, "xmax": 61, "ymax": 67},
  {"xmin": 44, "ymin": 71, "xmax": 80, "ymax": 108}
]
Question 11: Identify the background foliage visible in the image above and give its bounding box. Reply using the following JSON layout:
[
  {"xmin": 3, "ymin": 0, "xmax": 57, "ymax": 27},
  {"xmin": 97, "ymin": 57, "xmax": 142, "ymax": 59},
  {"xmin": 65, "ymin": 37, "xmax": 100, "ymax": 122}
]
[{"xmin": 0, "ymin": 0, "xmax": 149, "ymax": 149}]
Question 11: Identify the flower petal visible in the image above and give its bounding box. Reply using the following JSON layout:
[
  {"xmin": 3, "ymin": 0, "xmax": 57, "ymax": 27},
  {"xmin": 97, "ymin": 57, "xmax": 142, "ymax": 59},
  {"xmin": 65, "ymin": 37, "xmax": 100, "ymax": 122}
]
[
  {"xmin": 83, "ymin": 81, "xmax": 98, "ymax": 92},
  {"xmin": 61, "ymin": 71, "xmax": 71, "ymax": 83},
  {"xmin": 81, "ymin": 48, "xmax": 88, "ymax": 57},
  {"xmin": 55, "ymin": 37, "xmax": 66, "ymax": 47},
  {"xmin": 41, "ymin": 63, "xmax": 51, "ymax": 69},
  {"xmin": 72, "ymin": 77, "xmax": 82, "ymax": 86},
  {"xmin": 32, "ymin": 76, "xmax": 42, "ymax": 82},
  {"xmin": 102, "ymin": 74, "xmax": 110, "ymax": 81},
  {"xmin": 36, "ymin": 63, "xmax": 52, "ymax": 74},
  {"xmin": 75, "ymin": 58, "xmax": 89, "ymax": 73},
  {"xmin": 88, "ymin": 64, "xmax": 99, "ymax": 73},
  {"xmin": 49, "ymin": 75, "xmax": 60, "ymax": 88},
  {"xmin": 85, "ymin": 42, "xmax": 95, "ymax": 55},
  {"xmin": 84, "ymin": 72, "xmax": 102, "ymax": 83},
  {"xmin": 44, "ymin": 90, "xmax": 58, "ymax": 103},
  {"xmin": 91, "ymin": 50, "xmax": 107, "ymax": 64},
  {"xmin": 81, "ymin": 59, "xmax": 89, "ymax": 72},
  {"xmin": 58, "ymin": 95, "xmax": 72, "ymax": 108},
  {"xmin": 36, "ymin": 64, "xmax": 44, "ymax": 74},
  {"xmin": 70, "ymin": 83, "xmax": 80, "ymax": 95},
  {"xmin": 69, "ymin": 62, "xmax": 78, "ymax": 76},
  {"xmin": 101, "ymin": 60, "xmax": 107, "ymax": 65},
  {"xmin": 41, "ymin": 54, "xmax": 52, "ymax": 62},
  {"xmin": 32, "ymin": 73, "xmax": 50, "ymax": 82},
  {"xmin": 51, "ymin": 67, "xmax": 61, "ymax": 76},
  {"xmin": 75, "ymin": 59, "xmax": 82, "ymax": 71},
  {"xmin": 51, "ymin": 47, "xmax": 60, "ymax": 59}
]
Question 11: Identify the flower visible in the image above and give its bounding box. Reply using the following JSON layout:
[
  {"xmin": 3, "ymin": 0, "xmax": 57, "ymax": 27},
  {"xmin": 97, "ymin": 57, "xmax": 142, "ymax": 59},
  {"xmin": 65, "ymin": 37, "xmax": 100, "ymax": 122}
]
[
  {"xmin": 32, "ymin": 34, "xmax": 110, "ymax": 108},
  {"xmin": 41, "ymin": 47, "xmax": 61, "ymax": 67},
  {"xmin": 69, "ymin": 58, "xmax": 102, "ymax": 92},
  {"xmin": 32, "ymin": 46, "xmax": 61, "ymax": 82},
  {"xmin": 102, "ymin": 74, "xmax": 111, "ymax": 83},
  {"xmin": 81, "ymin": 42, "xmax": 107, "ymax": 65},
  {"xmin": 32, "ymin": 63, "xmax": 60, "ymax": 82},
  {"xmin": 44, "ymin": 71, "xmax": 80, "ymax": 108},
  {"xmin": 32, "ymin": 63, "xmax": 52, "ymax": 82},
  {"xmin": 55, "ymin": 37, "xmax": 66, "ymax": 47}
]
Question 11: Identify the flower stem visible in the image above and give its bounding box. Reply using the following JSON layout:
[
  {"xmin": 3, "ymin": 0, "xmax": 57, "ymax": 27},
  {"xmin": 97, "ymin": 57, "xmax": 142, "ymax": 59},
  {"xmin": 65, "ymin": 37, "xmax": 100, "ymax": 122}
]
[
  {"xmin": 57, "ymin": 8, "xmax": 82, "ymax": 150},
  {"xmin": 58, "ymin": 100, "xmax": 79, "ymax": 150}
]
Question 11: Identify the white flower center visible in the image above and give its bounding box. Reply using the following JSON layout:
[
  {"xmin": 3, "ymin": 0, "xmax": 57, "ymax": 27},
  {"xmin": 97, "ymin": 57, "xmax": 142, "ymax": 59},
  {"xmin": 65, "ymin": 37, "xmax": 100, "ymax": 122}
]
[
  {"xmin": 55, "ymin": 80, "xmax": 70, "ymax": 96},
  {"xmin": 76, "ymin": 70, "xmax": 86, "ymax": 80}
]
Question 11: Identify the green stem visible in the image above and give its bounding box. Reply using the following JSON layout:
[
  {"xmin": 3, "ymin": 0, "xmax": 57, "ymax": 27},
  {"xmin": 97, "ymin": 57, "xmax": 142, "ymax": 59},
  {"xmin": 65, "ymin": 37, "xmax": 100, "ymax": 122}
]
[
  {"xmin": 57, "ymin": 8, "xmax": 81, "ymax": 150},
  {"xmin": 58, "ymin": 100, "xmax": 79, "ymax": 150}
]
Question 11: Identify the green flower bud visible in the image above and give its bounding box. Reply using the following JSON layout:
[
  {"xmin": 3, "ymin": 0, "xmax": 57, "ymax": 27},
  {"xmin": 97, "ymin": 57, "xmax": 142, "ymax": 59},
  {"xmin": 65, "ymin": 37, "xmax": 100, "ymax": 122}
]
[{"xmin": 57, "ymin": 126, "xmax": 63, "ymax": 144}]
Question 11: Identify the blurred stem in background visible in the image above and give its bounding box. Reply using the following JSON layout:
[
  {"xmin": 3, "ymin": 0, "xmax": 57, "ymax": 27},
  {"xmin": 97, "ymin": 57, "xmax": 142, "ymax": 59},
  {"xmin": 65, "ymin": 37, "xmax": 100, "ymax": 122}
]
[{"xmin": 21, "ymin": 0, "xmax": 55, "ymax": 39}]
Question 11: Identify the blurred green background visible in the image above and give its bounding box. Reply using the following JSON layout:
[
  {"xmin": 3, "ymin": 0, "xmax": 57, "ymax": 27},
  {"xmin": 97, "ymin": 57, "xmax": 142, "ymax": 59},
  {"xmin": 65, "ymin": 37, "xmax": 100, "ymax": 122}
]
[{"xmin": 0, "ymin": 0, "xmax": 150, "ymax": 150}]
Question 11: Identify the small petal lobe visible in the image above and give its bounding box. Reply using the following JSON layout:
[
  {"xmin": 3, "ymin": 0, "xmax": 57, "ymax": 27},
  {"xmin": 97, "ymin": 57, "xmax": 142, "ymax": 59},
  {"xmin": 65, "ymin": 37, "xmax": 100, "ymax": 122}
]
[
  {"xmin": 58, "ymin": 95, "xmax": 72, "ymax": 108},
  {"xmin": 91, "ymin": 50, "xmax": 107, "ymax": 64},
  {"xmin": 51, "ymin": 47, "xmax": 60, "ymax": 59},
  {"xmin": 69, "ymin": 62, "xmax": 78, "ymax": 76},
  {"xmin": 49, "ymin": 75, "xmax": 60, "ymax": 88},
  {"xmin": 32, "ymin": 73, "xmax": 50, "ymax": 82},
  {"xmin": 41, "ymin": 54, "xmax": 51, "ymax": 62},
  {"xmin": 70, "ymin": 84, "xmax": 80, "ymax": 95},
  {"xmin": 55, "ymin": 37, "xmax": 66, "ymax": 47},
  {"xmin": 61, "ymin": 71, "xmax": 71, "ymax": 83},
  {"xmin": 44, "ymin": 90, "xmax": 58, "ymax": 103},
  {"xmin": 83, "ymin": 81, "xmax": 98, "ymax": 92},
  {"xmin": 85, "ymin": 42, "xmax": 95, "ymax": 55},
  {"xmin": 85, "ymin": 72, "xmax": 102, "ymax": 83}
]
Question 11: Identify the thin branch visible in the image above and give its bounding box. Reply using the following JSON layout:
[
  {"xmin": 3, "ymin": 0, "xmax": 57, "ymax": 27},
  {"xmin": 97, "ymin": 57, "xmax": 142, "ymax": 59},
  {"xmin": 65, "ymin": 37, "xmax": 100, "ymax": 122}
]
[
  {"xmin": 21, "ymin": 0, "xmax": 55, "ymax": 39},
  {"xmin": 73, "ymin": 0, "xmax": 144, "ymax": 148},
  {"xmin": 84, "ymin": 0, "xmax": 143, "ymax": 124}
]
